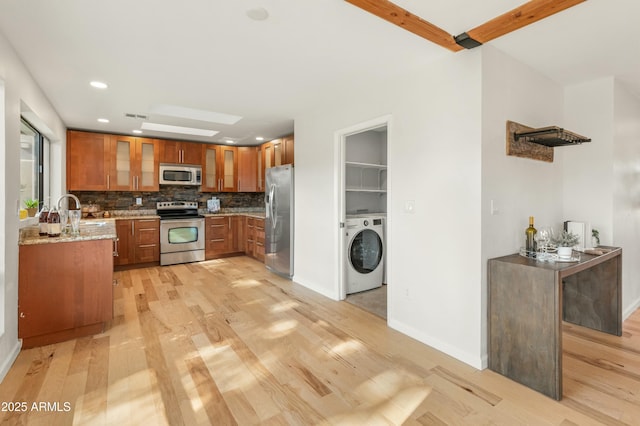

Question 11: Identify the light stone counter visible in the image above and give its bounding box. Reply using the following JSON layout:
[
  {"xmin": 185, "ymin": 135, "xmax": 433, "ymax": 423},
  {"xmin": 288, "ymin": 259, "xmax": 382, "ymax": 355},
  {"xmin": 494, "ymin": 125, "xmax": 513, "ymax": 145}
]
[{"xmin": 19, "ymin": 219, "xmax": 117, "ymax": 245}]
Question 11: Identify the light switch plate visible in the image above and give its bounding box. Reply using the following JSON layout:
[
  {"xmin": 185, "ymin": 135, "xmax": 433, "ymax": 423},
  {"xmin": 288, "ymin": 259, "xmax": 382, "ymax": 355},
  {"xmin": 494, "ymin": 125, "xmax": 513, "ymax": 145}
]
[{"xmin": 135, "ymin": 197, "xmax": 142, "ymax": 205}]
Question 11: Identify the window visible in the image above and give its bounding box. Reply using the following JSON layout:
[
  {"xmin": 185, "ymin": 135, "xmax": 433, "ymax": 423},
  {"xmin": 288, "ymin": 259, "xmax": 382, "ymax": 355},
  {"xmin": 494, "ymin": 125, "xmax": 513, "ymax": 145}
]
[{"xmin": 20, "ymin": 118, "xmax": 49, "ymax": 211}]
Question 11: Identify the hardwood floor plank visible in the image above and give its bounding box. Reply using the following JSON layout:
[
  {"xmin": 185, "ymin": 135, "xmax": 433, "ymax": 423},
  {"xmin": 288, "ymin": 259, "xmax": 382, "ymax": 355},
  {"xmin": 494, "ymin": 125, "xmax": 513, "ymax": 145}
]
[
  {"xmin": 185, "ymin": 354, "xmax": 237, "ymax": 425},
  {"xmin": 4, "ymin": 256, "xmax": 640, "ymax": 424}
]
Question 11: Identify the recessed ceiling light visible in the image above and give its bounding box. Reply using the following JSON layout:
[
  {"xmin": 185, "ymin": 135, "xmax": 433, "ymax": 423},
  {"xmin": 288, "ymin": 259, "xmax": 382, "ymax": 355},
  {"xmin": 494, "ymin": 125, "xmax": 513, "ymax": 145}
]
[
  {"xmin": 256, "ymin": 136, "xmax": 264, "ymax": 141},
  {"xmin": 132, "ymin": 130, "xmax": 143, "ymax": 134},
  {"xmin": 246, "ymin": 7, "xmax": 269, "ymax": 21},
  {"xmin": 97, "ymin": 118, "xmax": 109, "ymax": 123},
  {"xmin": 149, "ymin": 104, "xmax": 242, "ymax": 125},
  {"xmin": 141, "ymin": 122, "xmax": 218, "ymax": 137},
  {"xmin": 90, "ymin": 81, "xmax": 108, "ymax": 89}
]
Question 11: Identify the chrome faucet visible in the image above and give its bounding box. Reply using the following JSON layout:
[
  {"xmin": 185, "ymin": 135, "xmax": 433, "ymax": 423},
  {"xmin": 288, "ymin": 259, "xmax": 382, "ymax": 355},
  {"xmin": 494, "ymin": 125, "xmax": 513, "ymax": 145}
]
[{"xmin": 57, "ymin": 193, "xmax": 81, "ymax": 211}]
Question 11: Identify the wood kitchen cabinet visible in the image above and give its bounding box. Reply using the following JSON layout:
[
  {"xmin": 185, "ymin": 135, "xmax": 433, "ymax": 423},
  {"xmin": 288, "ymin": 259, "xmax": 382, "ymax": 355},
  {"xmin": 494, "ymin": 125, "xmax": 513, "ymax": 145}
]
[
  {"xmin": 18, "ymin": 239, "xmax": 114, "ymax": 348},
  {"xmin": 110, "ymin": 135, "xmax": 160, "ymax": 191},
  {"xmin": 254, "ymin": 217, "xmax": 265, "ymax": 262},
  {"xmin": 114, "ymin": 218, "xmax": 160, "ymax": 266},
  {"xmin": 282, "ymin": 134, "xmax": 295, "ymax": 165},
  {"xmin": 257, "ymin": 144, "xmax": 264, "ymax": 192},
  {"xmin": 67, "ymin": 130, "xmax": 111, "ymax": 191},
  {"xmin": 160, "ymin": 140, "xmax": 202, "ymax": 165},
  {"xmin": 205, "ymin": 215, "xmax": 245, "ymax": 259},
  {"xmin": 261, "ymin": 134, "xmax": 294, "ymax": 189},
  {"xmin": 244, "ymin": 216, "xmax": 264, "ymax": 262},
  {"xmin": 202, "ymin": 144, "xmax": 238, "ymax": 192},
  {"xmin": 245, "ymin": 216, "xmax": 265, "ymax": 261},
  {"xmin": 237, "ymin": 146, "xmax": 258, "ymax": 192}
]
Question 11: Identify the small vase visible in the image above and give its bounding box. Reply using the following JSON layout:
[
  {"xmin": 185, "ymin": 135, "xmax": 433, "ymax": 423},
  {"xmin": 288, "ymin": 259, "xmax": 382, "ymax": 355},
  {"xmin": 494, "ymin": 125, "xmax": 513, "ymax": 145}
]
[
  {"xmin": 26, "ymin": 207, "xmax": 38, "ymax": 217},
  {"xmin": 557, "ymin": 246, "xmax": 572, "ymax": 258}
]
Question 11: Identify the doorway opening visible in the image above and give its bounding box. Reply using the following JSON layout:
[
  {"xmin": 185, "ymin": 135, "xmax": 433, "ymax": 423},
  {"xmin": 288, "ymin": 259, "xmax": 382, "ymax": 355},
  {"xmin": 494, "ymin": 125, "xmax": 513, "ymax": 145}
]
[{"xmin": 336, "ymin": 116, "xmax": 390, "ymax": 319}]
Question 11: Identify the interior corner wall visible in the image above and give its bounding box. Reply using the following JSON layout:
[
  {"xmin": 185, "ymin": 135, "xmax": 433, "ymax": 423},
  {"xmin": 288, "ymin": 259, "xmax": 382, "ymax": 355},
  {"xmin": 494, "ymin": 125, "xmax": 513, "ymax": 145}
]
[
  {"xmin": 295, "ymin": 51, "xmax": 485, "ymax": 368},
  {"xmin": 0, "ymin": 33, "xmax": 66, "ymax": 382},
  {"xmin": 480, "ymin": 45, "xmax": 565, "ymax": 366},
  {"xmin": 613, "ymin": 81, "xmax": 640, "ymax": 316},
  {"xmin": 563, "ymin": 77, "xmax": 640, "ymax": 319},
  {"xmin": 562, "ymin": 78, "xmax": 615, "ymax": 243}
]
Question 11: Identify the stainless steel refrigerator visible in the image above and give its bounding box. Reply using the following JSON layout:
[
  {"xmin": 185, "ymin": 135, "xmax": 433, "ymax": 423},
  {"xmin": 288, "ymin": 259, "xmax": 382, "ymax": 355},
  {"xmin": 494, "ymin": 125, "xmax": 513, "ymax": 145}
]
[{"xmin": 265, "ymin": 164, "xmax": 294, "ymax": 278}]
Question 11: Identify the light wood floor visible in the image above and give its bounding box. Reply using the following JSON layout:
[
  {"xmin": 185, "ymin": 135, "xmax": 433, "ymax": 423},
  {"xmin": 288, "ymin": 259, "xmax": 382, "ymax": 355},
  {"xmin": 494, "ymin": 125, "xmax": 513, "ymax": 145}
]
[{"xmin": 2, "ymin": 256, "xmax": 640, "ymax": 425}]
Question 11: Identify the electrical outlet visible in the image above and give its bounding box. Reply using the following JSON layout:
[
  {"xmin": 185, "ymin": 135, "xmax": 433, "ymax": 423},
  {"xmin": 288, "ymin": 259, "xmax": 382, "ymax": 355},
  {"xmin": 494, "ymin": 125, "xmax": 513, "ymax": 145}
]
[{"xmin": 135, "ymin": 197, "xmax": 142, "ymax": 206}]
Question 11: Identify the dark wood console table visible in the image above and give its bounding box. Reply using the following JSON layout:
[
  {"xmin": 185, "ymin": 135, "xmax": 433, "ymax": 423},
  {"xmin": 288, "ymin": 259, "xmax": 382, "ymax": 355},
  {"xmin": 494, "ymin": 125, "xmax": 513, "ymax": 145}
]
[{"xmin": 488, "ymin": 247, "xmax": 622, "ymax": 400}]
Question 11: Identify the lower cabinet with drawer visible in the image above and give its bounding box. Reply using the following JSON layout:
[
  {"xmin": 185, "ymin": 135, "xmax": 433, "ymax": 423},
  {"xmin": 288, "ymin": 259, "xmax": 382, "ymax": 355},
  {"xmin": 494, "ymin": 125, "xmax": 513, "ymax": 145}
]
[
  {"xmin": 245, "ymin": 216, "xmax": 265, "ymax": 262},
  {"xmin": 114, "ymin": 218, "xmax": 160, "ymax": 267},
  {"xmin": 205, "ymin": 215, "xmax": 245, "ymax": 259}
]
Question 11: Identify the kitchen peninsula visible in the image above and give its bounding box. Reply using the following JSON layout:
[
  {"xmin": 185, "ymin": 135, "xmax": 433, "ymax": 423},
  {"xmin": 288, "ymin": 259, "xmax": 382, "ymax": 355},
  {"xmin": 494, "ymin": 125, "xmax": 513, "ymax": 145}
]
[{"xmin": 18, "ymin": 221, "xmax": 117, "ymax": 348}]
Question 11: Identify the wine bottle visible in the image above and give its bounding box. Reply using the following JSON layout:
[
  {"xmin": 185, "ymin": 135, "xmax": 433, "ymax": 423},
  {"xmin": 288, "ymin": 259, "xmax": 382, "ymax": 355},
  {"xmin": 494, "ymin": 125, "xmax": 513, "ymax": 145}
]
[
  {"xmin": 525, "ymin": 216, "xmax": 537, "ymax": 257},
  {"xmin": 47, "ymin": 206, "xmax": 61, "ymax": 237},
  {"xmin": 38, "ymin": 204, "xmax": 49, "ymax": 236}
]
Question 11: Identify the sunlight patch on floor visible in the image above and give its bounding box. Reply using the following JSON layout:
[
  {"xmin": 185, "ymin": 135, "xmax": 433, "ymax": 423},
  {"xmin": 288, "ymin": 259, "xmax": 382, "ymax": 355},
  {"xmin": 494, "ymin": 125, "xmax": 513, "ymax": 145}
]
[
  {"xmin": 319, "ymin": 370, "xmax": 431, "ymax": 425},
  {"xmin": 231, "ymin": 278, "xmax": 262, "ymax": 288},
  {"xmin": 266, "ymin": 319, "xmax": 299, "ymax": 338},
  {"xmin": 330, "ymin": 339, "xmax": 365, "ymax": 356},
  {"xmin": 270, "ymin": 300, "xmax": 300, "ymax": 313}
]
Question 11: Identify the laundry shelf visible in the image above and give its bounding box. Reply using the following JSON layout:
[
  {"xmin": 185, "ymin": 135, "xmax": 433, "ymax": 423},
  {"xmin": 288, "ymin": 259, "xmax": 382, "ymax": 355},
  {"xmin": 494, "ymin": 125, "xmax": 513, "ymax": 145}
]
[
  {"xmin": 345, "ymin": 161, "xmax": 387, "ymax": 169},
  {"xmin": 346, "ymin": 188, "xmax": 387, "ymax": 193}
]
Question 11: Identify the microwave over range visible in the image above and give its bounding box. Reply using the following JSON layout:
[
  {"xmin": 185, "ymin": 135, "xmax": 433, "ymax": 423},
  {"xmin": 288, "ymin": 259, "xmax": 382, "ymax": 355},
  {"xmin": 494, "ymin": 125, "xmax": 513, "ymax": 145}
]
[{"xmin": 159, "ymin": 164, "xmax": 202, "ymax": 186}]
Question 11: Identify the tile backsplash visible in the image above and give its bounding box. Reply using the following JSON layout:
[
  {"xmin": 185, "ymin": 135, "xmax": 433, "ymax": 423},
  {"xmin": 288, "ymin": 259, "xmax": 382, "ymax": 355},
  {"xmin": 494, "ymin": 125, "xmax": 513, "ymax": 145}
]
[{"xmin": 73, "ymin": 187, "xmax": 264, "ymax": 212}]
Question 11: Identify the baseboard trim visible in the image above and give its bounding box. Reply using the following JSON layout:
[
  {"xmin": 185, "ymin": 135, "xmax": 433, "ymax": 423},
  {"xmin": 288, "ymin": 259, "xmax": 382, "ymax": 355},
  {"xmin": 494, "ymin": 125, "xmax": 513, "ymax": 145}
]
[
  {"xmin": 623, "ymin": 297, "xmax": 640, "ymax": 321},
  {"xmin": 388, "ymin": 318, "xmax": 484, "ymax": 370},
  {"xmin": 0, "ymin": 339, "xmax": 22, "ymax": 383}
]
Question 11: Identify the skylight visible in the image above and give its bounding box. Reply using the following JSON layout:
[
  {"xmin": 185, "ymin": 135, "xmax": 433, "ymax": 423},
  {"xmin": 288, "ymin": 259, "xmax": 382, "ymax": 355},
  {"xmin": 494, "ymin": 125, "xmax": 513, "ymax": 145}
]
[
  {"xmin": 148, "ymin": 104, "xmax": 242, "ymax": 125},
  {"xmin": 141, "ymin": 122, "xmax": 218, "ymax": 137}
]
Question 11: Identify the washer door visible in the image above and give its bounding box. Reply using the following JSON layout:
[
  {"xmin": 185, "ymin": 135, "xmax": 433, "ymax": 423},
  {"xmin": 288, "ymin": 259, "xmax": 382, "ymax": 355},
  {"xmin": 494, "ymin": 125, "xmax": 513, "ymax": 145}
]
[{"xmin": 349, "ymin": 229, "xmax": 383, "ymax": 274}]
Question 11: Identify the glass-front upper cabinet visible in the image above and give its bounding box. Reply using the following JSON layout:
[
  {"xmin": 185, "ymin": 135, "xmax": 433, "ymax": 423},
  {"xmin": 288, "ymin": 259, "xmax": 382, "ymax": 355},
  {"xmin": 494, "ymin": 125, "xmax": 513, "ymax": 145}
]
[
  {"xmin": 136, "ymin": 138, "xmax": 159, "ymax": 191},
  {"xmin": 220, "ymin": 146, "xmax": 237, "ymax": 192},
  {"xmin": 110, "ymin": 136, "xmax": 159, "ymax": 191},
  {"xmin": 203, "ymin": 145, "xmax": 218, "ymax": 191},
  {"xmin": 202, "ymin": 144, "xmax": 236, "ymax": 192}
]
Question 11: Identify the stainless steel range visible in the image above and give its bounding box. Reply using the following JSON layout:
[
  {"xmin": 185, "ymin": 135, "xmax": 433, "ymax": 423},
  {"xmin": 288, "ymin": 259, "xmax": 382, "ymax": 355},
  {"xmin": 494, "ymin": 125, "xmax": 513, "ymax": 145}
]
[{"xmin": 157, "ymin": 201, "xmax": 205, "ymax": 266}]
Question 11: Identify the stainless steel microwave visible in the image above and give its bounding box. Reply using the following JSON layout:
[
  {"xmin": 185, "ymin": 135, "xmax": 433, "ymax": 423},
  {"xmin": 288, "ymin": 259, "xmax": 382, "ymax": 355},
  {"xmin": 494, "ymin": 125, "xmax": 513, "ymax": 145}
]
[{"xmin": 159, "ymin": 164, "xmax": 202, "ymax": 186}]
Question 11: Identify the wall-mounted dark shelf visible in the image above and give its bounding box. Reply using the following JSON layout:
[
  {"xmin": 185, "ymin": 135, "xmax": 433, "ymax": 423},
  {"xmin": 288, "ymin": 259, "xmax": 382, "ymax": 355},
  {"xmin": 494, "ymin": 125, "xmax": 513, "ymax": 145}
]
[{"xmin": 514, "ymin": 126, "xmax": 591, "ymax": 147}]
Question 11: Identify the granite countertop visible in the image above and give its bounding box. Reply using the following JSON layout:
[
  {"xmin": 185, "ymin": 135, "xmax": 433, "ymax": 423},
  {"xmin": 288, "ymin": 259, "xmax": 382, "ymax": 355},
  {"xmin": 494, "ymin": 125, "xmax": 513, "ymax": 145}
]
[
  {"xmin": 203, "ymin": 210, "xmax": 265, "ymax": 219},
  {"xmin": 19, "ymin": 219, "xmax": 117, "ymax": 246},
  {"xmin": 102, "ymin": 208, "xmax": 264, "ymax": 220}
]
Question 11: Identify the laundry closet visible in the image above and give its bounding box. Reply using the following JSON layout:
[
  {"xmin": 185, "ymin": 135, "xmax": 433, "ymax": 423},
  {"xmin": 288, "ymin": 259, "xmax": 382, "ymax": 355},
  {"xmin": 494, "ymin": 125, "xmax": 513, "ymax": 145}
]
[{"xmin": 344, "ymin": 127, "xmax": 388, "ymax": 316}]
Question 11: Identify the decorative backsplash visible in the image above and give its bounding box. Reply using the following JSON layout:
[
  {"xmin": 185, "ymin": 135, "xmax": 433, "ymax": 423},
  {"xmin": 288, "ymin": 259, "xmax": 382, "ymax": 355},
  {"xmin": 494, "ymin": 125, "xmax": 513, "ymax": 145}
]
[{"xmin": 72, "ymin": 186, "xmax": 265, "ymax": 212}]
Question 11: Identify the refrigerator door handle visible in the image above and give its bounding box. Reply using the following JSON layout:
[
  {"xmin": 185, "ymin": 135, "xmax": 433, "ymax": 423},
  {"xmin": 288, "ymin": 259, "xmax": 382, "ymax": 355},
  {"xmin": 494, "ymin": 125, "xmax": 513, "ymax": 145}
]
[{"xmin": 270, "ymin": 184, "xmax": 277, "ymax": 229}]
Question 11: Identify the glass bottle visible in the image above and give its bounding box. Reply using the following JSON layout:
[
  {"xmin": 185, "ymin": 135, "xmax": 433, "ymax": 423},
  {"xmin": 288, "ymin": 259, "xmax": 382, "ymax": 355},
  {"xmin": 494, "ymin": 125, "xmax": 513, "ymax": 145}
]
[
  {"xmin": 525, "ymin": 216, "xmax": 537, "ymax": 257},
  {"xmin": 47, "ymin": 206, "xmax": 61, "ymax": 237},
  {"xmin": 38, "ymin": 203, "xmax": 49, "ymax": 236}
]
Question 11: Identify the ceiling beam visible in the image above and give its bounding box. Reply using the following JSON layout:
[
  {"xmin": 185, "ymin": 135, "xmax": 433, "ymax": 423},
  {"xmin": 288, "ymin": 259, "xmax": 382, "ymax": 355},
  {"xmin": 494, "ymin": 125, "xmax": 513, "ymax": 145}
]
[
  {"xmin": 467, "ymin": 0, "xmax": 587, "ymax": 44},
  {"xmin": 344, "ymin": 0, "xmax": 463, "ymax": 52}
]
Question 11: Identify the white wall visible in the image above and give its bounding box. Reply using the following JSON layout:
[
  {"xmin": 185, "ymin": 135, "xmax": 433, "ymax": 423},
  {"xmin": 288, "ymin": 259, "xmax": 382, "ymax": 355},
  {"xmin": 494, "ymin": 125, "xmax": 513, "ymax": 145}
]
[
  {"xmin": 613, "ymin": 81, "xmax": 640, "ymax": 315},
  {"xmin": 563, "ymin": 77, "xmax": 640, "ymax": 318},
  {"xmin": 563, "ymin": 78, "xmax": 615, "ymax": 243},
  {"xmin": 0, "ymin": 33, "xmax": 66, "ymax": 382},
  {"xmin": 295, "ymin": 51, "xmax": 486, "ymax": 368},
  {"xmin": 480, "ymin": 46, "xmax": 565, "ymax": 364}
]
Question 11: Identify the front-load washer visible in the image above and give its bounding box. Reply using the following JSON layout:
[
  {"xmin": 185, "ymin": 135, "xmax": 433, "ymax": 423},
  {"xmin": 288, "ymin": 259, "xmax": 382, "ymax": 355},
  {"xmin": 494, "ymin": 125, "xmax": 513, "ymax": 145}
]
[{"xmin": 345, "ymin": 216, "xmax": 384, "ymax": 294}]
